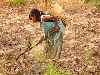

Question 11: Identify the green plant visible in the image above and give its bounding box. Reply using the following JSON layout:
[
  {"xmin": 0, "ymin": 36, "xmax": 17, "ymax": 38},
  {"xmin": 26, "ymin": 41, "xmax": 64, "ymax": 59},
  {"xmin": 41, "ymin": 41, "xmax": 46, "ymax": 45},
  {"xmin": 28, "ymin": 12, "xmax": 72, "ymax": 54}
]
[
  {"xmin": 44, "ymin": 63, "xmax": 72, "ymax": 75},
  {"xmin": 9, "ymin": 0, "xmax": 27, "ymax": 6},
  {"xmin": 31, "ymin": 0, "xmax": 40, "ymax": 4},
  {"xmin": 84, "ymin": 48, "xmax": 93, "ymax": 65},
  {"xmin": 31, "ymin": 41, "xmax": 46, "ymax": 62},
  {"xmin": 83, "ymin": 0, "xmax": 100, "ymax": 8}
]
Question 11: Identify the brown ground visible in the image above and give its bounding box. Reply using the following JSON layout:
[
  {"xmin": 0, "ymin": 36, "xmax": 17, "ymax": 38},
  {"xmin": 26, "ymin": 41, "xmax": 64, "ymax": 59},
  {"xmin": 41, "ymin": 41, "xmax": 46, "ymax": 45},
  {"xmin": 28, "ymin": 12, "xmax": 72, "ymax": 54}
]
[{"xmin": 0, "ymin": 2, "xmax": 100, "ymax": 75}]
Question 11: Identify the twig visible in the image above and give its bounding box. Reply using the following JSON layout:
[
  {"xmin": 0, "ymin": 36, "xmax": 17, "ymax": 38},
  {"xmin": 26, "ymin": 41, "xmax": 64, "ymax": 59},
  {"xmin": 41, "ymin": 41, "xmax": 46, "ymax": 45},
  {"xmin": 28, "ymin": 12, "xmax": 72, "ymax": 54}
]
[
  {"xmin": 16, "ymin": 36, "xmax": 45, "ymax": 61},
  {"xmin": 16, "ymin": 39, "xmax": 33, "ymax": 60}
]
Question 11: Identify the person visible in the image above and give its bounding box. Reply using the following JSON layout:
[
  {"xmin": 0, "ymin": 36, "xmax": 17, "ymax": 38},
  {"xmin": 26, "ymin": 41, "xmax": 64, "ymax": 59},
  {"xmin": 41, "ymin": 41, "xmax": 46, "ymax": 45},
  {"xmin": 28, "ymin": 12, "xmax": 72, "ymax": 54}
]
[{"xmin": 29, "ymin": 8, "xmax": 65, "ymax": 59}]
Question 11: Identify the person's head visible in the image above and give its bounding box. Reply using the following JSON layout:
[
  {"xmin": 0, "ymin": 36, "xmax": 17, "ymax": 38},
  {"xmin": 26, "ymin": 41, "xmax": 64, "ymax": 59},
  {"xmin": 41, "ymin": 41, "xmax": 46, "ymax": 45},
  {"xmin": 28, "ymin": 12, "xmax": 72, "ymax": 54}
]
[{"xmin": 29, "ymin": 8, "xmax": 45, "ymax": 22}]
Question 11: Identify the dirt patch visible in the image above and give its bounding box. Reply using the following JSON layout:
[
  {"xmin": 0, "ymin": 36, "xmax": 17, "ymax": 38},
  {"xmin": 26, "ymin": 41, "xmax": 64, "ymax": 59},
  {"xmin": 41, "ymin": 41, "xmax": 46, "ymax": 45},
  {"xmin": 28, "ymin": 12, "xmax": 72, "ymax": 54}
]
[{"xmin": 0, "ymin": 4, "xmax": 100, "ymax": 75}]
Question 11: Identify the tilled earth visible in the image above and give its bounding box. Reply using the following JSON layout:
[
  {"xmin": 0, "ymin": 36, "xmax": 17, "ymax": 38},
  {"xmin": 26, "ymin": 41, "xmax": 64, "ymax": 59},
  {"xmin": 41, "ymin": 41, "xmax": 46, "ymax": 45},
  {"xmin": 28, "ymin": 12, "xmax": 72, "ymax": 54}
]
[{"xmin": 0, "ymin": 4, "xmax": 100, "ymax": 75}]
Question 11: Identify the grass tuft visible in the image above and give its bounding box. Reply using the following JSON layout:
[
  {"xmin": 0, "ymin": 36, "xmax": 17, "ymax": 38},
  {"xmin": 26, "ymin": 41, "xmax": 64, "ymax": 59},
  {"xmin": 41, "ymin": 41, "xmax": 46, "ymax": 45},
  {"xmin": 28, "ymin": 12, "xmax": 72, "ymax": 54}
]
[
  {"xmin": 84, "ymin": 48, "xmax": 93, "ymax": 65},
  {"xmin": 8, "ymin": 0, "xmax": 27, "ymax": 6},
  {"xmin": 44, "ymin": 63, "xmax": 72, "ymax": 75}
]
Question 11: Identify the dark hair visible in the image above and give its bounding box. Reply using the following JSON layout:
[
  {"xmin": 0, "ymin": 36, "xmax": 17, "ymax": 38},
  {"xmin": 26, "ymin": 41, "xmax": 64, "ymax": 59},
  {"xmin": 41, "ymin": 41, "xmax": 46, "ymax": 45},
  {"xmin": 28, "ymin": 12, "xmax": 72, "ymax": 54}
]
[{"xmin": 29, "ymin": 8, "xmax": 45, "ymax": 21}]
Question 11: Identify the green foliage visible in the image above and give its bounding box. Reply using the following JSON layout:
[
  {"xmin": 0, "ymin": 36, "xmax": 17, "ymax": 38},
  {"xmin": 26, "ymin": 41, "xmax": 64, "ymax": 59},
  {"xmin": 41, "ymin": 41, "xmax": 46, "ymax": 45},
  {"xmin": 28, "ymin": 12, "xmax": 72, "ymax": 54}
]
[
  {"xmin": 83, "ymin": 0, "xmax": 100, "ymax": 8},
  {"xmin": 31, "ymin": 41, "xmax": 46, "ymax": 62},
  {"xmin": 9, "ymin": 0, "xmax": 27, "ymax": 6},
  {"xmin": 82, "ymin": 0, "xmax": 90, "ymax": 3},
  {"xmin": 44, "ymin": 63, "xmax": 72, "ymax": 75},
  {"xmin": 84, "ymin": 48, "xmax": 93, "ymax": 65},
  {"xmin": 31, "ymin": 0, "xmax": 40, "ymax": 4}
]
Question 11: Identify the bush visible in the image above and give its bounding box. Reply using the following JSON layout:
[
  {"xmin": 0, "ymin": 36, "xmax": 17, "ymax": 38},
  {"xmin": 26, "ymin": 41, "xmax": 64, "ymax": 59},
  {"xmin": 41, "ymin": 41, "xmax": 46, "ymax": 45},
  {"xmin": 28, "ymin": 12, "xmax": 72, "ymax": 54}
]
[
  {"xmin": 83, "ymin": 0, "xmax": 100, "ymax": 8},
  {"xmin": 9, "ymin": 0, "xmax": 27, "ymax": 6},
  {"xmin": 44, "ymin": 63, "xmax": 72, "ymax": 75}
]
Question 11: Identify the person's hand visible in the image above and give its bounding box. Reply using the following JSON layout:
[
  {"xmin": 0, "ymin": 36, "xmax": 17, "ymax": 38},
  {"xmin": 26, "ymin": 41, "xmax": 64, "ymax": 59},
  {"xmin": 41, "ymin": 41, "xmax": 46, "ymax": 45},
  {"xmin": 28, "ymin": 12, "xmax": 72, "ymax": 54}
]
[{"xmin": 51, "ymin": 25, "xmax": 60, "ymax": 32}]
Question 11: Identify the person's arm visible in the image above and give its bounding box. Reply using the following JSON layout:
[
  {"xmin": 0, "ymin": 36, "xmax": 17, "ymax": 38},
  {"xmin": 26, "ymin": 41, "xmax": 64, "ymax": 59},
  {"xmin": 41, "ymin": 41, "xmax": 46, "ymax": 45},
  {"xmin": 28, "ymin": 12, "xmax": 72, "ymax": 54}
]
[{"xmin": 35, "ymin": 36, "xmax": 45, "ymax": 46}]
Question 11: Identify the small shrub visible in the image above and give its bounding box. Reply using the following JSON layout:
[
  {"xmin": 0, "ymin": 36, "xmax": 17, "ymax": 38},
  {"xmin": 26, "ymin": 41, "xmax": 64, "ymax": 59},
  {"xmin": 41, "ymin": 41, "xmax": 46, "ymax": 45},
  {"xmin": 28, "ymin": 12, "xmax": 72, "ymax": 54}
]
[
  {"xmin": 31, "ymin": 41, "xmax": 46, "ymax": 62},
  {"xmin": 9, "ymin": 0, "xmax": 27, "ymax": 6},
  {"xmin": 31, "ymin": 0, "xmax": 40, "ymax": 4},
  {"xmin": 83, "ymin": 0, "xmax": 100, "ymax": 8},
  {"xmin": 44, "ymin": 63, "xmax": 72, "ymax": 75},
  {"xmin": 84, "ymin": 48, "xmax": 93, "ymax": 65}
]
